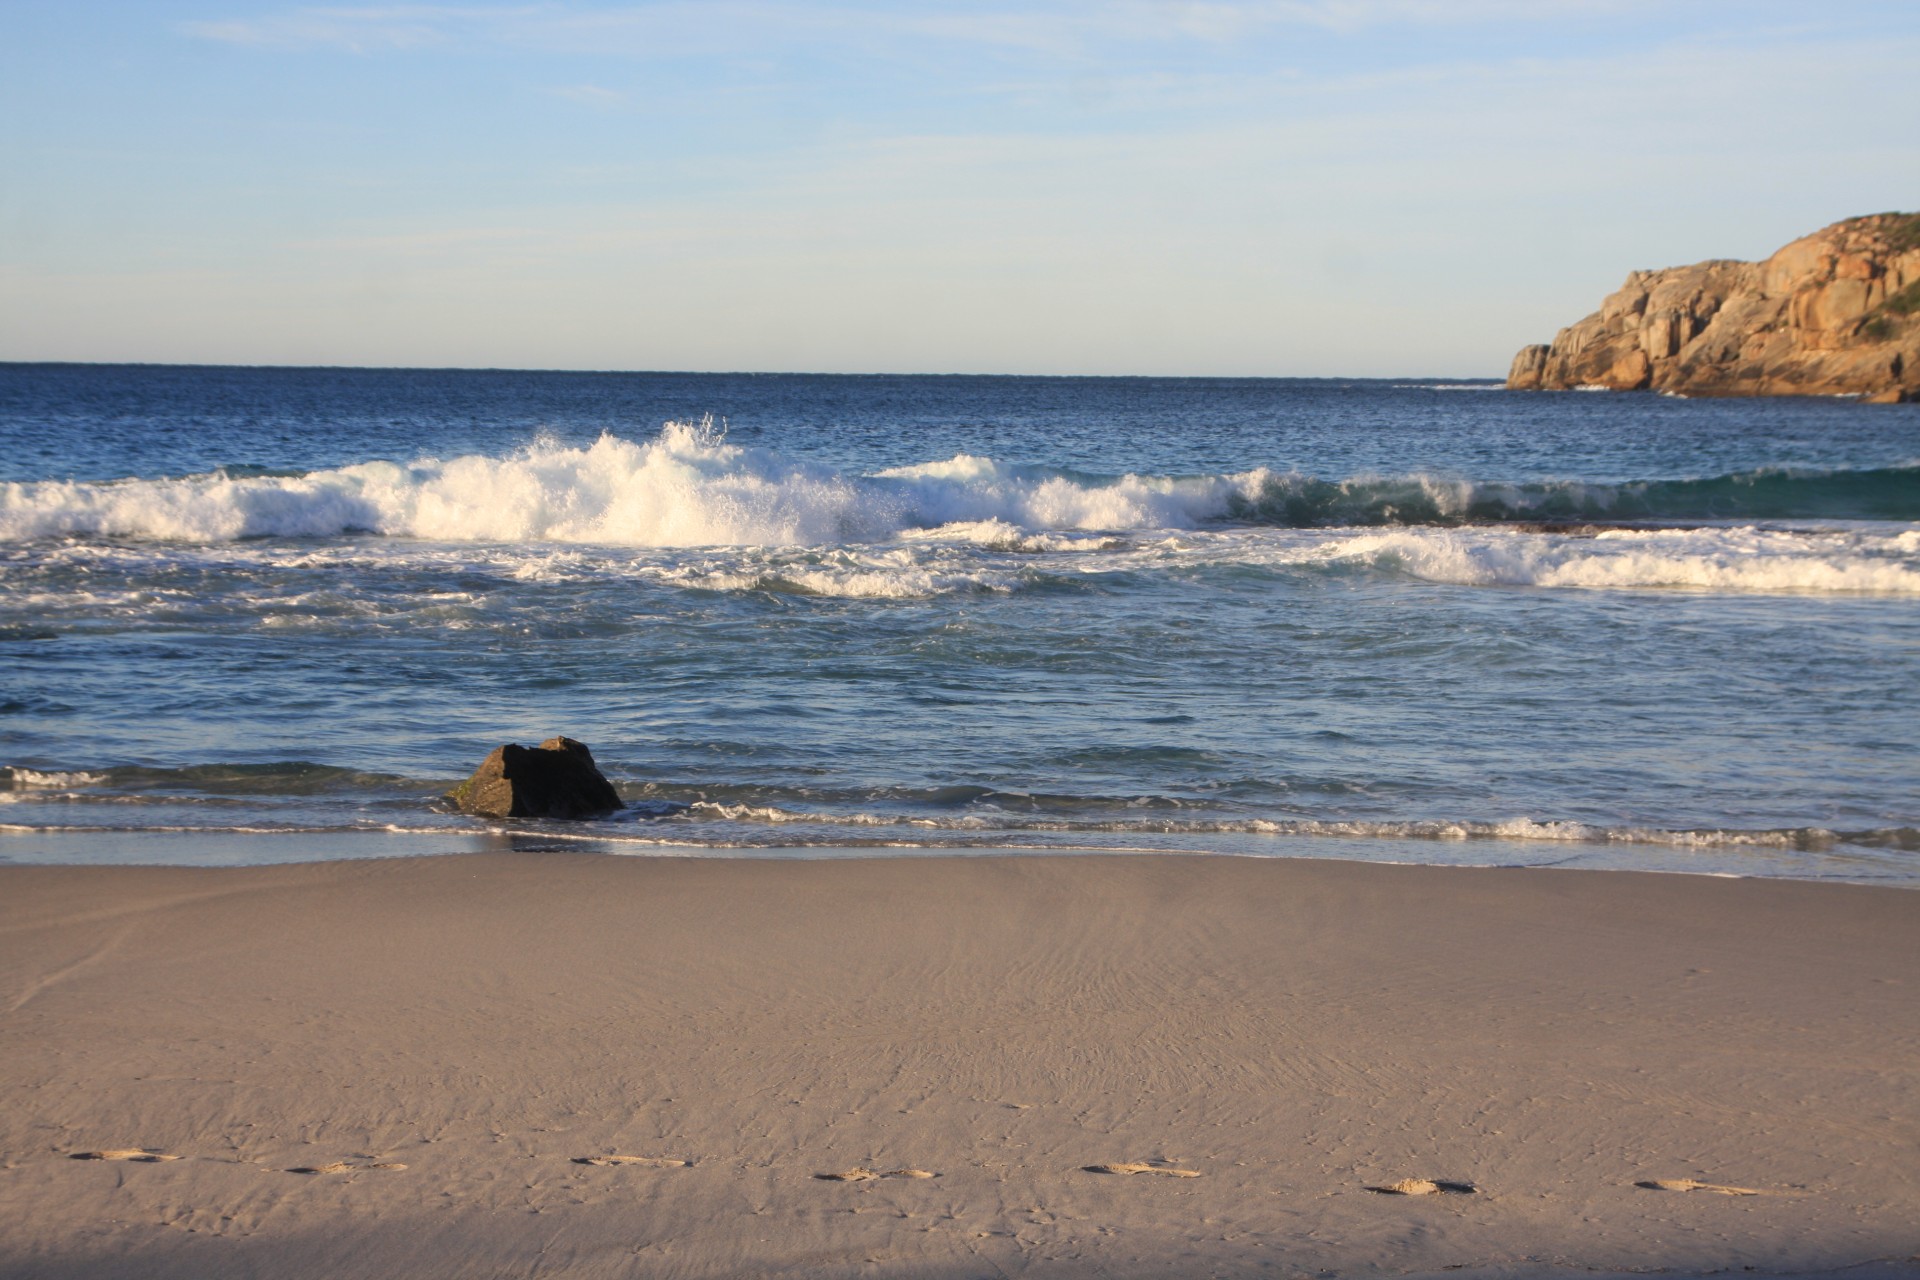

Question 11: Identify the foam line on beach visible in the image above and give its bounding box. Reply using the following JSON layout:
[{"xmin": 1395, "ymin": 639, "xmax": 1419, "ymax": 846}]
[
  {"xmin": 6, "ymin": 778, "xmax": 1914, "ymax": 858},
  {"xmin": 6, "ymin": 764, "xmax": 1915, "ymax": 854}
]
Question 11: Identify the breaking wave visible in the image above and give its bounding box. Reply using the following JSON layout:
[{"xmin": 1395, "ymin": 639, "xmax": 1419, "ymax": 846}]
[
  {"xmin": 1309, "ymin": 525, "xmax": 1920, "ymax": 594},
  {"xmin": 3, "ymin": 420, "xmax": 1916, "ymax": 545}
]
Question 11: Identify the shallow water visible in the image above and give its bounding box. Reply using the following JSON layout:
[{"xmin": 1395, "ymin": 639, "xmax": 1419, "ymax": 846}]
[{"xmin": 3, "ymin": 365, "xmax": 1917, "ymax": 880}]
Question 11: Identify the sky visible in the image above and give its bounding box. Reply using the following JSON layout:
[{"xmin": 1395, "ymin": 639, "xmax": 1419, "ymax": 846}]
[{"xmin": 2, "ymin": 1, "xmax": 1917, "ymax": 376}]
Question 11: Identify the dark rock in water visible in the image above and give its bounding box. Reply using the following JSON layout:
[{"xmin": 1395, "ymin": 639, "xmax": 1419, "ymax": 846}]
[{"xmin": 447, "ymin": 737, "xmax": 623, "ymax": 820}]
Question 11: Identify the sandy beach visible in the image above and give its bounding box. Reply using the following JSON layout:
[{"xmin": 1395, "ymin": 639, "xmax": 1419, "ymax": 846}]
[{"xmin": 1, "ymin": 851, "xmax": 1916, "ymax": 1279}]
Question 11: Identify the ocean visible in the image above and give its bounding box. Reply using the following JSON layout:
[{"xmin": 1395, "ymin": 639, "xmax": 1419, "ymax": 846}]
[{"xmin": 3, "ymin": 364, "xmax": 1916, "ymax": 881}]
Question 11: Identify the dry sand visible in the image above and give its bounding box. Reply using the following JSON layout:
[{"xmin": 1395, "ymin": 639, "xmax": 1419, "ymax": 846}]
[{"xmin": 1, "ymin": 851, "xmax": 1916, "ymax": 1279}]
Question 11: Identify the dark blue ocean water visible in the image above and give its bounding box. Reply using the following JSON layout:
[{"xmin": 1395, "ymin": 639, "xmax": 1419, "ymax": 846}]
[{"xmin": 4, "ymin": 364, "xmax": 1917, "ymax": 880}]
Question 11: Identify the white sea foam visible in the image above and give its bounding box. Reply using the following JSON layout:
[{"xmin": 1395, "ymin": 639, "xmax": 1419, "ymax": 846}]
[
  {"xmin": 0, "ymin": 445, "xmax": 1596, "ymax": 548},
  {"xmin": 2, "ymin": 768, "xmax": 105, "ymax": 790},
  {"xmin": 1311, "ymin": 525, "xmax": 1920, "ymax": 594},
  {"xmin": 673, "ymin": 562, "xmax": 1013, "ymax": 600},
  {"xmin": 5, "ymin": 424, "xmax": 1916, "ymax": 597},
  {"xmin": 900, "ymin": 519, "xmax": 1121, "ymax": 553},
  {"xmin": 0, "ymin": 421, "xmax": 1259, "ymax": 546},
  {"xmin": 24, "ymin": 421, "xmax": 1524, "ymax": 548},
  {"xmin": 13, "ymin": 517, "xmax": 1917, "ymax": 603},
  {"xmin": 671, "ymin": 801, "xmax": 1871, "ymax": 850},
  {"xmin": 872, "ymin": 454, "xmax": 1267, "ymax": 531},
  {"xmin": 0, "ymin": 421, "xmax": 888, "ymax": 546},
  {"xmin": 5, "ymin": 423, "xmax": 1915, "ymax": 551}
]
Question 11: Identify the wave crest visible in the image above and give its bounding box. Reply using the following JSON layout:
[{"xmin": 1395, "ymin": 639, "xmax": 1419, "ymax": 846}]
[{"xmin": 3, "ymin": 422, "xmax": 1915, "ymax": 546}]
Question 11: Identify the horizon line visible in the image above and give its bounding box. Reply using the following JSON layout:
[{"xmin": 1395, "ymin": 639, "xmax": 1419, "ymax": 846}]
[{"xmin": 0, "ymin": 359, "xmax": 1503, "ymax": 382}]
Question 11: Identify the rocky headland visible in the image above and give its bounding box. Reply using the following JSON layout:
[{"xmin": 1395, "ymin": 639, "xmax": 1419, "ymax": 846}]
[{"xmin": 1508, "ymin": 213, "xmax": 1920, "ymax": 402}]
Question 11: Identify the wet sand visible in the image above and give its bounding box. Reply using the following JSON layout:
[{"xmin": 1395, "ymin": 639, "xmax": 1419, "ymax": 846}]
[{"xmin": 1, "ymin": 851, "xmax": 1916, "ymax": 1279}]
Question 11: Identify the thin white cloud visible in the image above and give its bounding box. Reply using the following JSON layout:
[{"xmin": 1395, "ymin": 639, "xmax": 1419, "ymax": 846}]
[
  {"xmin": 289, "ymin": 225, "xmax": 544, "ymax": 252},
  {"xmin": 30, "ymin": 6, "xmax": 1916, "ymax": 371},
  {"xmin": 549, "ymin": 83, "xmax": 628, "ymax": 107},
  {"xmin": 183, "ymin": 6, "xmax": 525, "ymax": 51},
  {"xmin": 1215, "ymin": 0, "xmax": 1642, "ymax": 30},
  {"xmin": 901, "ymin": 0, "xmax": 1647, "ymax": 49},
  {"xmin": 183, "ymin": 0, "xmax": 1661, "ymax": 58}
]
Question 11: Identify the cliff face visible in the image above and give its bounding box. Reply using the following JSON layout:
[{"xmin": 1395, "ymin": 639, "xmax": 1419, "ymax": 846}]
[{"xmin": 1508, "ymin": 214, "xmax": 1920, "ymax": 402}]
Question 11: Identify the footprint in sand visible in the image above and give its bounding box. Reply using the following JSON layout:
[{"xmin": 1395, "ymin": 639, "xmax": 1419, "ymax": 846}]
[
  {"xmin": 288, "ymin": 1161, "xmax": 408, "ymax": 1175},
  {"xmin": 1083, "ymin": 1161, "xmax": 1202, "ymax": 1178},
  {"xmin": 815, "ymin": 1167, "xmax": 939, "ymax": 1182},
  {"xmin": 1367, "ymin": 1178, "xmax": 1477, "ymax": 1196},
  {"xmin": 572, "ymin": 1155, "xmax": 689, "ymax": 1168},
  {"xmin": 70, "ymin": 1149, "xmax": 180, "ymax": 1163},
  {"xmin": 1636, "ymin": 1178, "xmax": 1760, "ymax": 1196}
]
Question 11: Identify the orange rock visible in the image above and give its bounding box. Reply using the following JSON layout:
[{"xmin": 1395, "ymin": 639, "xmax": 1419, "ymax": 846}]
[{"xmin": 1509, "ymin": 213, "xmax": 1920, "ymax": 401}]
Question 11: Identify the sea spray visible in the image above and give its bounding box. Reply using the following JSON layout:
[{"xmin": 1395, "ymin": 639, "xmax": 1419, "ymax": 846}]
[
  {"xmin": 0, "ymin": 421, "xmax": 891, "ymax": 546},
  {"xmin": 5, "ymin": 421, "xmax": 1918, "ymax": 545}
]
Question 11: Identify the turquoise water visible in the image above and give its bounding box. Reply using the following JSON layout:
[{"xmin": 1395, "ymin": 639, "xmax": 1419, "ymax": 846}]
[{"xmin": 3, "ymin": 365, "xmax": 1917, "ymax": 880}]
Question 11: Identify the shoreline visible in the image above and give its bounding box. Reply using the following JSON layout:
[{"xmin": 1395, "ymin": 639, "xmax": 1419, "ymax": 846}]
[
  {"xmin": 5, "ymin": 827, "xmax": 1916, "ymax": 888},
  {"xmin": 3, "ymin": 851, "xmax": 1917, "ymax": 1278}
]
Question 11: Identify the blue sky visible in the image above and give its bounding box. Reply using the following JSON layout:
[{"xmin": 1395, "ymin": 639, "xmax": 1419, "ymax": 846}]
[{"xmin": 3, "ymin": 2, "xmax": 1917, "ymax": 374}]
